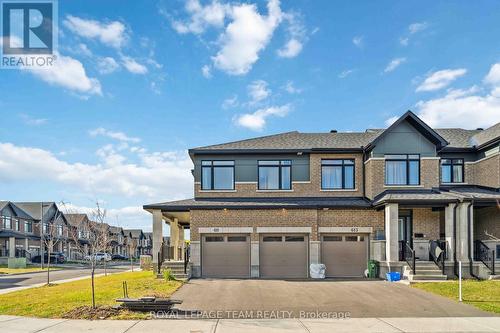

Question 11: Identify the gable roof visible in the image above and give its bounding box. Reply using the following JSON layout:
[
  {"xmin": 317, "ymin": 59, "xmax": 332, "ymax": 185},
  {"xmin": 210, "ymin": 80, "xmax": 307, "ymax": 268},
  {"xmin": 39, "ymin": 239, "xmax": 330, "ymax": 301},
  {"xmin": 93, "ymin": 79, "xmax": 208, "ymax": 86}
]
[
  {"xmin": 124, "ymin": 229, "xmax": 144, "ymax": 239},
  {"xmin": 471, "ymin": 122, "xmax": 500, "ymax": 148},
  {"xmin": 14, "ymin": 202, "xmax": 57, "ymax": 220},
  {"xmin": 64, "ymin": 213, "xmax": 88, "ymax": 227},
  {"xmin": 0, "ymin": 201, "xmax": 35, "ymax": 220}
]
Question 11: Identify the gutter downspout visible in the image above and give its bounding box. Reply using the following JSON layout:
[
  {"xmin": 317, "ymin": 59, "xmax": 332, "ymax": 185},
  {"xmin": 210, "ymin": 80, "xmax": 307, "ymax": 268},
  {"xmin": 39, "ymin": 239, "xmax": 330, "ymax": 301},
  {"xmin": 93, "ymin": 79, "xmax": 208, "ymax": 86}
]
[
  {"xmin": 467, "ymin": 201, "xmax": 480, "ymax": 280},
  {"xmin": 362, "ymin": 149, "xmax": 366, "ymax": 198},
  {"xmin": 453, "ymin": 203, "xmax": 458, "ymax": 277}
]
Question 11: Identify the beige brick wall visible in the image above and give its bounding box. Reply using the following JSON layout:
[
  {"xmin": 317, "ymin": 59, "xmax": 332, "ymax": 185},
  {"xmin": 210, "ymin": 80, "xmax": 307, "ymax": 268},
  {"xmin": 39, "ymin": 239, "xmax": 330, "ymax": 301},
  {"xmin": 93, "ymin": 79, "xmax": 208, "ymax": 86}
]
[
  {"xmin": 421, "ymin": 158, "xmax": 440, "ymax": 188},
  {"xmin": 475, "ymin": 206, "xmax": 500, "ymax": 240},
  {"xmin": 467, "ymin": 154, "xmax": 500, "ymax": 188},
  {"xmin": 195, "ymin": 153, "xmax": 364, "ymax": 198},
  {"xmin": 318, "ymin": 209, "xmax": 384, "ymax": 234},
  {"xmin": 190, "ymin": 209, "xmax": 319, "ymax": 241},
  {"xmin": 412, "ymin": 208, "xmax": 440, "ymax": 240}
]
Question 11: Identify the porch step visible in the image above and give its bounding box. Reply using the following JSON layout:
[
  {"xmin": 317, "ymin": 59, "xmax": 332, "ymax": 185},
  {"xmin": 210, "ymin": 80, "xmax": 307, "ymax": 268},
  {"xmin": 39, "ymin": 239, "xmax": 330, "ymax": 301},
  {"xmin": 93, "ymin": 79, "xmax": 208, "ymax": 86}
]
[
  {"xmin": 403, "ymin": 261, "xmax": 447, "ymax": 282},
  {"xmin": 161, "ymin": 261, "xmax": 191, "ymax": 280},
  {"xmin": 409, "ymin": 274, "xmax": 448, "ymax": 281},
  {"xmin": 488, "ymin": 275, "xmax": 500, "ymax": 280}
]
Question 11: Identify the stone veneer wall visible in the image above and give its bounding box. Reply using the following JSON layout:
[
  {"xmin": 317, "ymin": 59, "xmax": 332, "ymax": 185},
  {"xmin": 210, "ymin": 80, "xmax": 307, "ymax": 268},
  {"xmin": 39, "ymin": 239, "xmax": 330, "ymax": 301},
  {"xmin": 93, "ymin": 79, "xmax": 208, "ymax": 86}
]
[
  {"xmin": 195, "ymin": 153, "xmax": 364, "ymax": 198},
  {"xmin": 475, "ymin": 206, "xmax": 500, "ymax": 240}
]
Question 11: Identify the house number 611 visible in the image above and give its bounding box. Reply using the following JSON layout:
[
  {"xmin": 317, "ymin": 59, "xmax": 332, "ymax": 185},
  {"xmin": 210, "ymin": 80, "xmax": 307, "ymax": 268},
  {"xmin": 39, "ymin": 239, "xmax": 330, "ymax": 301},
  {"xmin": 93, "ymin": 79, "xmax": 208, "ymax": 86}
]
[{"xmin": 350, "ymin": 227, "xmax": 359, "ymax": 232}]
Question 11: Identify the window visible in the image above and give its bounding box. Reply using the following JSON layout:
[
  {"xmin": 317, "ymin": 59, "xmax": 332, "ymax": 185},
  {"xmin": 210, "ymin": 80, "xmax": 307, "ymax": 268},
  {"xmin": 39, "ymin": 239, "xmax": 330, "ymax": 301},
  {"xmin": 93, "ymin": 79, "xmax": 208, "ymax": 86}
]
[
  {"xmin": 205, "ymin": 236, "xmax": 224, "ymax": 242},
  {"xmin": 14, "ymin": 218, "xmax": 20, "ymax": 231},
  {"xmin": 201, "ymin": 161, "xmax": 234, "ymax": 190},
  {"xmin": 321, "ymin": 159, "xmax": 355, "ymax": 189},
  {"xmin": 258, "ymin": 160, "xmax": 292, "ymax": 190},
  {"xmin": 263, "ymin": 236, "xmax": 282, "ymax": 242},
  {"xmin": 43, "ymin": 223, "xmax": 49, "ymax": 234},
  {"xmin": 2, "ymin": 216, "xmax": 12, "ymax": 229},
  {"xmin": 57, "ymin": 225, "xmax": 63, "ymax": 236},
  {"xmin": 24, "ymin": 221, "xmax": 32, "ymax": 233},
  {"xmin": 345, "ymin": 236, "xmax": 358, "ymax": 242},
  {"xmin": 227, "ymin": 236, "xmax": 247, "ymax": 242},
  {"xmin": 385, "ymin": 154, "xmax": 420, "ymax": 185},
  {"xmin": 285, "ymin": 236, "xmax": 304, "ymax": 242},
  {"xmin": 441, "ymin": 158, "xmax": 464, "ymax": 183},
  {"xmin": 323, "ymin": 235, "xmax": 342, "ymax": 242}
]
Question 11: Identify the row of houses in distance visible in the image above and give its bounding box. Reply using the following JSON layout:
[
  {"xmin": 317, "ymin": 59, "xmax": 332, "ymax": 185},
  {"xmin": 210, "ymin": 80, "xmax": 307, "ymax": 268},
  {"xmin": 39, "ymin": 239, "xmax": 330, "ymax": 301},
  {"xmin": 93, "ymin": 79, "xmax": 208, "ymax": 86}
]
[{"xmin": 0, "ymin": 201, "xmax": 154, "ymax": 262}]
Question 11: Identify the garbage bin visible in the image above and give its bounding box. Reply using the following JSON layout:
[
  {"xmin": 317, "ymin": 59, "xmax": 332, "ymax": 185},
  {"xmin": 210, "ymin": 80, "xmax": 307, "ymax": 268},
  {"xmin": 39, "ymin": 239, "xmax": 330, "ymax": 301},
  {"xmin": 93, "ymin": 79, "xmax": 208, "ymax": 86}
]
[{"xmin": 368, "ymin": 260, "xmax": 379, "ymax": 278}]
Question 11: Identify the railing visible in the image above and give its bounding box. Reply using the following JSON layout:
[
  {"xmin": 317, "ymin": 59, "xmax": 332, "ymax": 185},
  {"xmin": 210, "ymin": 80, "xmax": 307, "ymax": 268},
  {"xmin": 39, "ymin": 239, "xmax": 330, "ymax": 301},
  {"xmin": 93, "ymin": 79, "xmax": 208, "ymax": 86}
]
[
  {"xmin": 429, "ymin": 240, "xmax": 447, "ymax": 275},
  {"xmin": 184, "ymin": 246, "xmax": 190, "ymax": 274},
  {"xmin": 400, "ymin": 240, "xmax": 416, "ymax": 274},
  {"xmin": 475, "ymin": 240, "xmax": 496, "ymax": 275}
]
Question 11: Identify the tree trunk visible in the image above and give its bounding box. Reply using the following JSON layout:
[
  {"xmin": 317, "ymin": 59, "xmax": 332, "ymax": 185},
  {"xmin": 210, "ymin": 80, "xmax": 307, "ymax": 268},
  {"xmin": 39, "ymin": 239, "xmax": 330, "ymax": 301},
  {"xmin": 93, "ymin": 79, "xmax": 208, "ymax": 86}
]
[
  {"xmin": 46, "ymin": 241, "xmax": 51, "ymax": 285},
  {"xmin": 91, "ymin": 263, "xmax": 96, "ymax": 309},
  {"xmin": 130, "ymin": 257, "xmax": 134, "ymax": 272}
]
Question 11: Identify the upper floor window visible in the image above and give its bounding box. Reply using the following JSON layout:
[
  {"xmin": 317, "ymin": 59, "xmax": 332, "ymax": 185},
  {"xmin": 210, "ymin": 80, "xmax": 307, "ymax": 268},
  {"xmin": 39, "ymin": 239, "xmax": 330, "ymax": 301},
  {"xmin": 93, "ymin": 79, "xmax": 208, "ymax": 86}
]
[
  {"xmin": 201, "ymin": 160, "xmax": 235, "ymax": 190},
  {"xmin": 13, "ymin": 218, "xmax": 20, "ymax": 231},
  {"xmin": 57, "ymin": 225, "xmax": 63, "ymax": 236},
  {"xmin": 258, "ymin": 160, "xmax": 292, "ymax": 190},
  {"xmin": 441, "ymin": 158, "xmax": 463, "ymax": 183},
  {"xmin": 321, "ymin": 159, "xmax": 355, "ymax": 189},
  {"xmin": 43, "ymin": 223, "xmax": 49, "ymax": 234},
  {"xmin": 385, "ymin": 154, "xmax": 420, "ymax": 185},
  {"xmin": 24, "ymin": 221, "xmax": 33, "ymax": 233},
  {"xmin": 2, "ymin": 216, "xmax": 12, "ymax": 229}
]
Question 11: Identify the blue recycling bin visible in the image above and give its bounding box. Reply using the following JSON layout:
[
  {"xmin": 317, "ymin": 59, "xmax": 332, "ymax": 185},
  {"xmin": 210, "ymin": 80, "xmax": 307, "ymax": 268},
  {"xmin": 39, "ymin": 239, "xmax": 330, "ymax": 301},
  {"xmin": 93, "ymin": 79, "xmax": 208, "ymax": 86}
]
[{"xmin": 386, "ymin": 272, "xmax": 401, "ymax": 282}]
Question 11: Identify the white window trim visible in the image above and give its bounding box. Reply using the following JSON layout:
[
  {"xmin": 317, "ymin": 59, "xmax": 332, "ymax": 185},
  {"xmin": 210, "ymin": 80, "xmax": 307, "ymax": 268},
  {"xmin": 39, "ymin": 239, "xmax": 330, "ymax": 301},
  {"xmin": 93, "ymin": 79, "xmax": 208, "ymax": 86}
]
[
  {"xmin": 320, "ymin": 188, "xmax": 358, "ymax": 192},
  {"xmin": 256, "ymin": 189, "xmax": 294, "ymax": 193},
  {"xmin": 198, "ymin": 190, "xmax": 237, "ymax": 193}
]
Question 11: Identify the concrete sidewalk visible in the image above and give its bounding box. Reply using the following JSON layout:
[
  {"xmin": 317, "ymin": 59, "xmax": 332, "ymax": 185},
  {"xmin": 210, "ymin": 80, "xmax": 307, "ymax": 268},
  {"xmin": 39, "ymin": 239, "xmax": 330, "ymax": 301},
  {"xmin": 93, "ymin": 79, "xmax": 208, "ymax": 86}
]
[{"xmin": 1, "ymin": 315, "xmax": 499, "ymax": 332}]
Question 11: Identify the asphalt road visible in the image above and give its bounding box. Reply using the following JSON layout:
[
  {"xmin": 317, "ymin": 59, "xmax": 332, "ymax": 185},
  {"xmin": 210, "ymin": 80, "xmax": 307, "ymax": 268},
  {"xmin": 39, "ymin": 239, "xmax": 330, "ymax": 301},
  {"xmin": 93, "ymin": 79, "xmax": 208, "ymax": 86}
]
[{"xmin": 0, "ymin": 264, "xmax": 131, "ymax": 290}]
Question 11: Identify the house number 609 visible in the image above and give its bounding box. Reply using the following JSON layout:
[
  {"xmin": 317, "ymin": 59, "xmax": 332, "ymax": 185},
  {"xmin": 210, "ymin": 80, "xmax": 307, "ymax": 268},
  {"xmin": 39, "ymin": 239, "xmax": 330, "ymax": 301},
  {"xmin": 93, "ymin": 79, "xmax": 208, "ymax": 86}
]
[{"xmin": 350, "ymin": 227, "xmax": 359, "ymax": 232}]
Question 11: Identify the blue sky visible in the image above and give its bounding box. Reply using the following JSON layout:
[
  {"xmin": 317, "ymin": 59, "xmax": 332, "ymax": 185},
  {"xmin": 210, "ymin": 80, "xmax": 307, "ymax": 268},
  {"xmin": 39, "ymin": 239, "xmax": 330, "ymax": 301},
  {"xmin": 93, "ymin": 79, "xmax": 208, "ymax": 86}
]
[{"xmin": 1, "ymin": 0, "xmax": 500, "ymax": 232}]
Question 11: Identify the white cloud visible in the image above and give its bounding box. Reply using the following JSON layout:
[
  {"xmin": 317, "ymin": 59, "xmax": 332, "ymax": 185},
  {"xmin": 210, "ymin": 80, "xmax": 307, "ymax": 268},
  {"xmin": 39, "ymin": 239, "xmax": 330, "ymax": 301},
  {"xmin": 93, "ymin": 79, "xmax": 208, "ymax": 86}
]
[
  {"xmin": 0, "ymin": 142, "xmax": 193, "ymax": 200},
  {"xmin": 484, "ymin": 63, "xmax": 500, "ymax": 85},
  {"xmin": 277, "ymin": 12, "xmax": 306, "ymax": 58},
  {"xmin": 352, "ymin": 36, "xmax": 363, "ymax": 48},
  {"xmin": 387, "ymin": 63, "xmax": 500, "ymax": 129},
  {"xmin": 170, "ymin": 0, "xmax": 228, "ymax": 34},
  {"xmin": 248, "ymin": 80, "xmax": 271, "ymax": 103},
  {"xmin": 97, "ymin": 56, "xmax": 119, "ymax": 75},
  {"xmin": 409, "ymin": 22, "xmax": 428, "ymax": 34},
  {"xmin": 121, "ymin": 56, "xmax": 148, "ymax": 74},
  {"xmin": 277, "ymin": 39, "xmax": 302, "ymax": 58},
  {"xmin": 234, "ymin": 104, "xmax": 290, "ymax": 131},
  {"xmin": 400, "ymin": 21, "xmax": 428, "ymax": 46},
  {"xmin": 63, "ymin": 15, "xmax": 128, "ymax": 49},
  {"xmin": 384, "ymin": 57, "xmax": 406, "ymax": 73},
  {"xmin": 385, "ymin": 116, "xmax": 400, "ymax": 127},
  {"xmin": 212, "ymin": 0, "xmax": 283, "ymax": 75},
  {"xmin": 284, "ymin": 81, "xmax": 301, "ymax": 94},
  {"xmin": 89, "ymin": 128, "xmax": 141, "ymax": 143},
  {"xmin": 19, "ymin": 114, "xmax": 47, "ymax": 126},
  {"xmin": 338, "ymin": 69, "xmax": 354, "ymax": 79},
  {"xmin": 76, "ymin": 43, "xmax": 92, "ymax": 57},
  {"xmin": 201, "ymin": 64, "xmax": 212, "ymax": 78},
  {"xmin": 416, "ymin": 68, "xmax": 467, "ymax": 92},
  {"xmin": 27, "ymin": 53, "xmax": 102, "ymax": 96},
  {"xmin": 222, "ymin": 95, "xmax": 238, "ymax": 109}
]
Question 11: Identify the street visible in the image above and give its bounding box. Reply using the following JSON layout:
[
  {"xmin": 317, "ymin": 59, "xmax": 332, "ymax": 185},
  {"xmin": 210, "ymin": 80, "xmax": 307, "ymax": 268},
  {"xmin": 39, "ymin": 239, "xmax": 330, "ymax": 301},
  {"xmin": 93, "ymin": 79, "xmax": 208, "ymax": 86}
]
[{"xmin": 0, "ymin": 263, "xmax": 131, "ymax": 291}]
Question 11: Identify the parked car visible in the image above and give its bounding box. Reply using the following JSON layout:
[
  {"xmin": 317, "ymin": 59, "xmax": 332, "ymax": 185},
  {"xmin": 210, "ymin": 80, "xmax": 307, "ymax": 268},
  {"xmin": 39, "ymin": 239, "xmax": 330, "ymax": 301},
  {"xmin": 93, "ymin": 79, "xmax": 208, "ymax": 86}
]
[
  {"xmin": 84, "ymin": 252, "xmax": 112, "ymax": 262},
  {"xmin": 31, "ymin": 252, "xmax": 65, "ymax": 264},
  {"xmin": 111, "ymin": 254, "xmax": 128, "ymax": 260}
]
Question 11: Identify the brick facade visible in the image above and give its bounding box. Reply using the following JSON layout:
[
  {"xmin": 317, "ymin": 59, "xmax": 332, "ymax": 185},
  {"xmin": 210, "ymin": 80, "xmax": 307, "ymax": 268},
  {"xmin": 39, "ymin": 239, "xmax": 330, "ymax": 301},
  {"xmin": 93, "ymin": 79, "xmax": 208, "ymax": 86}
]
[
  {"xmin": 412, "ymin": 208, "xmax": 440, "ymax": 240},
  {"xmin": 467, "ymin": 154, "xmax": 500, "ymax": 189},
  {"xmin": 475, "ymin": 206, "xmax": 500, "ymax": 240}
]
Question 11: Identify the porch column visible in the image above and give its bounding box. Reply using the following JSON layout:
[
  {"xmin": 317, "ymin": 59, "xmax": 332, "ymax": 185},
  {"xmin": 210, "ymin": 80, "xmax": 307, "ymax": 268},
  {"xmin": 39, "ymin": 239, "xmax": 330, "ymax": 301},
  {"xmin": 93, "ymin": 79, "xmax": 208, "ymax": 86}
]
[
  {"xmin": 170, "ymin": 218, "xmax": 180, "ymax": 261},
  {"xmin": 444, "ymin": 203, "xmax": 456, "ymax": 261},
  {"xmin": 179, "ymin": 226, "xmax": 185, "ymax": 260},
  {"xmin": 152, "ymin": 209, "xmax": 163, "ymax": 267},
  {"xmin": 456, "ymin": 202, "xmax": 472, "ymax": 261},
  {"xmin": 385, "ymin": 203, "xmax": 399, "ymax": 262},
  {"xmin": 24, "ymin": 238, "xmax": 29, "ymax": 253},
  {"xmin": 8, "ymin": 237, "xmax": 15, "ymax": 258}
]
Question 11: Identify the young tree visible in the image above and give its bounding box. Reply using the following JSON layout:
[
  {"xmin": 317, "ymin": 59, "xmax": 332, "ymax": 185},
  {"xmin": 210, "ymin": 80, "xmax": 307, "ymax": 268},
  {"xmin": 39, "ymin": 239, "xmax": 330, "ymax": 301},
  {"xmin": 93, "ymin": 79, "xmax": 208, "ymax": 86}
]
[
  {"xmin": 127, "ymin": 237, "xmax": 137, "ymax": 272},
  {"xmin": 41, "ymin": 208, "xmax": 64, "ymax": 285},
  {"xmin": 65, "ymin": 201, "xmax": 110, "ymax": 309}
]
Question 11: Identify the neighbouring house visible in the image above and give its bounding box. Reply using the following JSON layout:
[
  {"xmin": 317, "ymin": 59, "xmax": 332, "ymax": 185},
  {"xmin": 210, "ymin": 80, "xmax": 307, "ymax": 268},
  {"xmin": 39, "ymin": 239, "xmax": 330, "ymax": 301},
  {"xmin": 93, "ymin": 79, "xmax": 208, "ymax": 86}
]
[
  {"xmin": 109, "ymin": 226, "xmax": 126, "ymax": 256},
  {"xmin": 64, "ymin": 213, "xmax": 92, "ymax": 260},
  {"xmin": 124, "ymin": 229, "xmax": 146, "ymax": 258},
  {"xmin": 143, "ymin": 232, "xmax": 153, "ymax": 255},
  {"xmin": 13, "ymin": 202, "xmax": 70, "ymax": 259},
  {"xmin": 145, "ymin": 111, "xmax": 500, "ymax": 280},
  {"xmin": 0, "ymin": 201, "xmax": 38, "ymax": 261}
]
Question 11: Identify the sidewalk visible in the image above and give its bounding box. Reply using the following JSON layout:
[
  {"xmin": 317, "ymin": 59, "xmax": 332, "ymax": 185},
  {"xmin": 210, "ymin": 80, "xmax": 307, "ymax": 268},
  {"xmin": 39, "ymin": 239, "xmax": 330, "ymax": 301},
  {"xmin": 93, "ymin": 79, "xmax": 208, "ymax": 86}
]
[{"xmin": 1, "ymin": 315, "xmax": 499, "ymax": 332}]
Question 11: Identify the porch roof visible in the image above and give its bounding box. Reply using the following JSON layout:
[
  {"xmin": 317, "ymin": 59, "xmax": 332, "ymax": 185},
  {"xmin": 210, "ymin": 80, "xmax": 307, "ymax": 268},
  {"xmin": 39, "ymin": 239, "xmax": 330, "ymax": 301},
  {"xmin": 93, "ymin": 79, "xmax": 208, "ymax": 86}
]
[
  {"xmin": 144, "ymin": 197, "xmax": 372, "ymax": 211},
  {"xmin": 372, "ymin": 190, "xmax": 458, "ymax": 207}
]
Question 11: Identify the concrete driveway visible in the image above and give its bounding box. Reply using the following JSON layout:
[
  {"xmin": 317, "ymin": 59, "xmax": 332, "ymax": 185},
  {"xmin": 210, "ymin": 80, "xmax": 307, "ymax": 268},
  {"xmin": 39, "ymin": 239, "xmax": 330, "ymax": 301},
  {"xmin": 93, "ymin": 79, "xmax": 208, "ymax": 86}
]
[{"xmin": 172, "ymin": 279, "xmax": 493, "ymax": 318}]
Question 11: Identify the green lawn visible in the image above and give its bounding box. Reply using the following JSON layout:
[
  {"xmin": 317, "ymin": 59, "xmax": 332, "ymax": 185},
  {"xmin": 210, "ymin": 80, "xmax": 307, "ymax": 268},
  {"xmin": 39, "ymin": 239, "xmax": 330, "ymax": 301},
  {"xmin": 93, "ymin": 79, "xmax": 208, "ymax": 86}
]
[
  {"xmin": 0, "ymin": 265, "xmax": 63, "ymax": 275},
  {"xmin": 0, "ymin": 271, "xmax": 183, "ymax": 319},
  {"xmin": 413, "ymin": 280, "xmax": 500, "ymax": 313}
]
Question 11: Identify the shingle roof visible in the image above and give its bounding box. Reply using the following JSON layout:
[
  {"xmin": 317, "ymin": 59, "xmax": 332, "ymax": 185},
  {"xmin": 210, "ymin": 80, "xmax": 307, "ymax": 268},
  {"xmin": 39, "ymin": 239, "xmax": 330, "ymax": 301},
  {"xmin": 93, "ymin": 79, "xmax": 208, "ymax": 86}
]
[
  {"xmin": 14, "ymin": 202, "xmax": 56, "ymax": 220},
  {"xmin": 64, "ymin": 213, "xmax": 88, "ymax": 226},
  {"xmin": 109, "ymin": 226, "xmax": 123, "ymax": 234},
  {"xmin": 124, "ymin": 229, "xmax": 144, "ymax": 238},
  {"xmin": 0, "ymin": 201, "xmax": 36, "ymax": 220},
  {"xmin": 144, "ymin": 197, "xmax": 372, "ymax": 210},
  {"xmin": 471, "ymin": 122, "xmax": 500, "ymax": 148},
  {"xmin": 190, "ymin": 120, "xmax": 500, "ymax": 152}
]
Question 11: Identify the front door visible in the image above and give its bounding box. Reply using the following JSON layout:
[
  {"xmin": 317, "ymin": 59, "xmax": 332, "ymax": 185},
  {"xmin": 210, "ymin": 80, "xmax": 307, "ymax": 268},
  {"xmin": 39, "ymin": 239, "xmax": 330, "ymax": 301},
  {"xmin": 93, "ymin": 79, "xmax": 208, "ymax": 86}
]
[{"xmin": 398, "ymin": 213, "xmax": 413, "ymax": 260}]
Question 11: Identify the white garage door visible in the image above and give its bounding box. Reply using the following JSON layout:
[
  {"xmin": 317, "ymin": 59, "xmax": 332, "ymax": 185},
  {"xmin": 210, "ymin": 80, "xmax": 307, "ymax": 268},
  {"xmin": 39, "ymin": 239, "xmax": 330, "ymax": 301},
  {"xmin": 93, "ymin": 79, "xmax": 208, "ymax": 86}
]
[
  {"xmin": 321, "ymin": 234, "xmax": 368, "ymax": 278},
  {"xmin": 201, "ymin": 234, "xmax": 250, "ymax": 278},
  {"xmin": 259, "ymin": 234, "xmax": 308, "ymax": 278}
]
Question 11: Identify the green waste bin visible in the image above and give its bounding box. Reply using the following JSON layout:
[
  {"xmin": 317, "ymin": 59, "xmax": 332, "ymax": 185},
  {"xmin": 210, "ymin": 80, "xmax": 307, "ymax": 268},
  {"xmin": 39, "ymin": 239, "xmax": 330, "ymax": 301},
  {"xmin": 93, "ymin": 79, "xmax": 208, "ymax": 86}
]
[{"xmin": 368, "ymin": 260, "xmax": 379, "ymax": 278}]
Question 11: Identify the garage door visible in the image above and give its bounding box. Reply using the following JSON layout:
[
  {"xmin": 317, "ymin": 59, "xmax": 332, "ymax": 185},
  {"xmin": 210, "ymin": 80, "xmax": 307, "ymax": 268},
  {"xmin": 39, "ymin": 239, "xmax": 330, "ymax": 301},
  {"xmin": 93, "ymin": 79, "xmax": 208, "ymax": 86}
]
[
  {"xmin": 321, "ymin": 234, "xmax": 368, "ymax": 277},
  {"xmin": 260, "ymin": 234, "xmax": 308, "ymax": 278},
  {"xmin": 201, "ymin": 234, "xmax": 250, "ymax": 278}
]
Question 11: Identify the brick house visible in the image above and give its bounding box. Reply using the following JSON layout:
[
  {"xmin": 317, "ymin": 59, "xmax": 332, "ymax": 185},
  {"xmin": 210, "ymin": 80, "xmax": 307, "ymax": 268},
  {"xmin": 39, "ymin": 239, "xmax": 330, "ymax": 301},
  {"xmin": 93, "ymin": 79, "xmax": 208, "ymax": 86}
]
[{"xmin": 144, "ymin": 111, "xmax": 500, "ymax": 280}]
